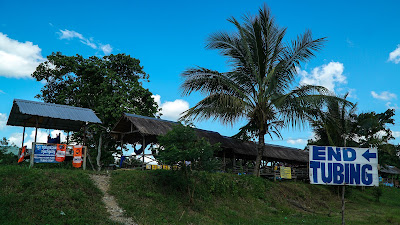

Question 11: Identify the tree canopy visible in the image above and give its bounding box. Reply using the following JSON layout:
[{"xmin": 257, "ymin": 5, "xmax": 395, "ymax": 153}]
[
  {"xmin": 308, "ymin": 104, "xmax": 399, "ymax": 168},
  {"xmin": 180, "ymin": 4, "xmax": 336, "ymax": 176},
  {"xmin": 155, "ymin": 124, "xmax": 220, "ymax": 172},
  {"xmin": 32, "ymin": 52, "xmax": 158, "ymax": 128},
  {"xmin": 32, "ymin": 52, "xmax": 159, "ymax": 168}
]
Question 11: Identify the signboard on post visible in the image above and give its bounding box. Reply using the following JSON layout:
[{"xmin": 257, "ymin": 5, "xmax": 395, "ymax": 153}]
[
  {"xmin": 309, "ymin": 146, "xmax": 378, "ymax": 186},
  {"xmin": 280, "ymin": 166, "xmax": 292, "ymax": 179},
  {"xmin": 34, "ymin": 144, "xmax": 58, "ymax": 163}
]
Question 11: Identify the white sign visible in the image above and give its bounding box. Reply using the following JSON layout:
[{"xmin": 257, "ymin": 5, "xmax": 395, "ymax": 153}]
[{"xmin": 309, "ymin": 146, "xmax": 378, "ymax": 186}]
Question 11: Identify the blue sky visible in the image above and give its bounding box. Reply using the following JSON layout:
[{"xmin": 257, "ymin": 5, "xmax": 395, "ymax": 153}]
[{"xmin": 1, "ymin": 0, "xmax": 400, "ymax": 149}]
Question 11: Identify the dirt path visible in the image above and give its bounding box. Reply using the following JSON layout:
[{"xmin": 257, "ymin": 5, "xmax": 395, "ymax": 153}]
[{"xmin": 90, "ymin": 174, "xmax": 136, "ymax": 225}]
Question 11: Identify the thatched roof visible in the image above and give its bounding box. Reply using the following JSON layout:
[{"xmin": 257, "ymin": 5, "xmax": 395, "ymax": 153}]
[
  {"xmin": 380, "ymin": 165, "xmax": 400, "ymax": 175},
  {"xmin": 111, "ymin": 113, "xmax": 308, "ymax": 164}
]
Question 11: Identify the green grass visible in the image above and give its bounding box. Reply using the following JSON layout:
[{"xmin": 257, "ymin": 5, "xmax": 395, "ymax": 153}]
[
  {"xmin": 110, "ymin": 170, "xmax": 400, "ymax": 225},
  {"xmin": 0, "ymin": 165, "xmax": 118, "ymax": 225}
]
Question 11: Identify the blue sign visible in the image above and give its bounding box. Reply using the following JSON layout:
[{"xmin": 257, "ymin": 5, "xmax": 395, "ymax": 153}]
[
  {"xmin": 34, "ymin": 144, "xmax": 58, "ymax": 163},
  {"xmin": 309, "ymin": 146, "xmax": 378, "ymax": 186}
]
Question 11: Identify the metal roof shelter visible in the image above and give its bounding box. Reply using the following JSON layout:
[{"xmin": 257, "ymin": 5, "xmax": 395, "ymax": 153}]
[
  {"xmin": 111, "ymin": 113, "xmax": 308, "ymax": 164},
  {"xmin": 7, "ymin": 99, "xmax": 102, "ymax": 159},
  {"xmin": 7, "ymin": 99, "xmax": 102, "ymax": 131}
]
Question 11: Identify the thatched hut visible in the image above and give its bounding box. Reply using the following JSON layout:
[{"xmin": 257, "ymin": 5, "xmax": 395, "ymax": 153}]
[{"xmin": 111, "ymin": 113, "xmax": 308, "ymax": 174}]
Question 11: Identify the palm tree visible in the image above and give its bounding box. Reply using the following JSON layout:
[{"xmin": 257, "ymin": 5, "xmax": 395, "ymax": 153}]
[
  {"xmin": 180, "ymin": 4, "xmax": 335, "ymax": 176},
  {"xmin": 308, "ymin": 94, "xmax": 358, "ymax": 147}
]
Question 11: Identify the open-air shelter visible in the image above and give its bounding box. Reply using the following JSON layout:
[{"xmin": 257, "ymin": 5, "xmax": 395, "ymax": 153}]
[
  {"xmin": 6, "ymin": 99, "xmax": 102, "ymax": 169},
  {"xmin": 111, "ymin": 113, "xmax": 309, "ymax": 177}
]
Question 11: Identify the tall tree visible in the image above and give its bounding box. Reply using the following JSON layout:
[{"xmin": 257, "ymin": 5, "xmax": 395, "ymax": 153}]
[
  {"xmin": 308, "ymin": 104, "xmax": 399, "ymax": 167},
  {"xmin": 32, "ymin": 52, "xmax": 158, "ymax": 169},
  {"xmin": 308, "ymin": 94, "xmax": 358, "ymax": 147},
  {"xmin": 180, "ymin": 5, "xmax": 336, "ymax": 176}
]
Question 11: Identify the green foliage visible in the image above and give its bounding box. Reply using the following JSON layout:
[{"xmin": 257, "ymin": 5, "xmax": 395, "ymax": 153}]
[
  {"xmin": 155, "ymin": 124, "xmax": 221, "ymax": 173},
  {"xmin": 372, "ymin": 186, "xmax": 383, "ymax": 202},
  {"xmin": 308, "ymin": 94, "xmax": 357, "ymax": 147},
  {"xmin": 180, "ymin": 4, "xmax": 338, "ymax": 175},
  {"xmin": 154, "ymin": 124, "xmax": 221, "ymax": 203},
  {"xmin": 308, "ymin": 105, "xmax": 400, "ymax": 167},
  {"xmin": 111, "ymin": 170, "xmax": 400, "ymax": 224},
  {"xmin": 31, "ymin": 52, "xmax": 159, "ymax": 168},
  {"xmin": 0, "ymin": 137, "xmax": 18, "ymax": 165},
  {"xmin": 0, "ymin": 166, "xmax": 118, "ymax": 224}
]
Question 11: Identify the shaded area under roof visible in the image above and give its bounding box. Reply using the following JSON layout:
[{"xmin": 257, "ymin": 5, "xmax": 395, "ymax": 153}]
[
  {"xmin": 111, "ymin": 113, "xmax": 309, "ymax": 164},
  {"xmin": 7, "ymin": 99, "xmax": 102, "ymax": 131},
  {"xmin": 380, "ymin": 165, "xmax": 400, "ymax": 175}
]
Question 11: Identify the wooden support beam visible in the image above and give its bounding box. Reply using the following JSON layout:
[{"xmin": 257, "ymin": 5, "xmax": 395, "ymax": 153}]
[
  {"xmin": 83, "ymin": 146, "xmax": 87, "ymax": 170},
  {"xmin": 30, "ymin": 117, "xmax": 39, "ymax": 168},
  {"xmin": 142, "ymin": 136, "xmax": 145, "ymax": 169},
  {"xmin": 21, "ymin": 125, "xmax": 25, "ymax": 148}
]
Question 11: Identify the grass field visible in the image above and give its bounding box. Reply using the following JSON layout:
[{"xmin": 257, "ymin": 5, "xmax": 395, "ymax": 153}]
[
  {"xmin": 110, "ymin": 170, "xmax": 400, "ymax": 225},
  {"xmin": 0, "ymin": 165, "xmax": 119, "ymax": 225},
  {"xmin": 1, "ymin": 166, "xmax": 399, "ymax": 224}
]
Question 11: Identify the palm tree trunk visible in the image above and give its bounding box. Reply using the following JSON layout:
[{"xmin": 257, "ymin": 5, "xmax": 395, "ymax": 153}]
[{"xmin": 254, "ymin": 131, "xmax": 266, "ymax": 177}]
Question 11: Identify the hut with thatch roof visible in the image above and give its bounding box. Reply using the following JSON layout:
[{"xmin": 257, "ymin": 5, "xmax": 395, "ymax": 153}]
[{"xmin": 111, "ymin": 113, "xmax": 309, "ymax": 177}]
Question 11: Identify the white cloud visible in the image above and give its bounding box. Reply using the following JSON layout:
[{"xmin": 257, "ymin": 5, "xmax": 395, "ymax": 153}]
[
  {"xmin": 152, "ymin": 94, "xmax": 161, "ymax": 106},
  {"xmin": 58, "ymin": 29, "xmax": 112, "ymax": 55},
  {"xmin": 0, "ymin": 113, "xmax": 7, "ymax": 130},
  {"xmin": 0, "ymin": 90, "xmax": 4, "ymax": 94},
  {"xmin": 299, "ymin": 62, "xmax": 346, "ymax": 91},
  {"xmin": 8, "ymin": 129, "xmax": 67, "ymax": 148},
  {"xmin": 388, "ymin": 45, "xmax": 400, "ymax": 64},
  {"xmin": 346, "ymin": 38, "xmax": 354, "ymax": 47},
  {"xmin": 385, "ymin": 102, "xmax": 399, "ymax": 110},
  {"xmin": 392, "ymin": 131, "xmax": 400, "ymax": 138},
  {"xmin": 336, "ymin": 87, "xmax": 357, "ymax": 99},
  {"xmin": 8, "ymin": 132, "xmax": 25, "ymax": 148},
  {"xmin": 100, "ymin": 44, "xmax": 113, "ymax": 55},
  {"xmin": 0, "ymin": 32, "xmax": 44, "ymax": 78},
  {"xmin": 59, "ymin": 29, "xmax": 84, "ymax": 40},
  {"xmin": 152, "ymin": 94, "xmax": 190, "ymax": 121},
  {"xmin": 371, "ymin": 91, "xmax": 397, "ymax": 101},
  {"xmin": 287, "ymin": 138, "xmax": 308, "ymax": 146}
]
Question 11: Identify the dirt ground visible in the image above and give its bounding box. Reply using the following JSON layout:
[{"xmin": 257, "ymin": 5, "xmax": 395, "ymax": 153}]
[{"xmin": 90, "ymin": 174, "xmax": 136, "ymax": 225}]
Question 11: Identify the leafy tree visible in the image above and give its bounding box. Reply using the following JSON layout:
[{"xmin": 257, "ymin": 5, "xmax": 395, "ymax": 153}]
[
  {"xmin": 308, "ymin": 94, "xmax": 358, "ymax": 147},
  {"xmin": 180, "ymin": 4, "xmax": 337, "ymax": 176},
  {"xmin": 32, "ymin": 52, "xmax": 159, "ymax": 170},
  {"xmin": 155, "ymin": 124, "xmax": 221, "ymax": 203},
  {"xmin": 354, "ymin": 109, "xmax": 395, "ymax": 148},
  {"xmin": 308, "ymin": 104, "xmax": 400, "ymax": 168},
  {"xmin": 155, "ymin": 124, "xmax": 221, "ymax": 173}
]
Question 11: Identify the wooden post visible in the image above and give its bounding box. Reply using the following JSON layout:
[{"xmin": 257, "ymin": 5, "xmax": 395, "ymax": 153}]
[
  {"xmin": 20, "ymin": 124, "xmax": 25, "ymax": 157},
  {"xmin": 142, "ymin": 136, "xmax": 145, "ymax": 170},
  {"xmin": 21, "ymin": 125, "xmax": 25, "ymax": 148},
  {"xmin": 232, "ymin": 153, "xmax": 236, "ymax": 173},
  {"xmin": 34, "ymin": 117, "xmax": 38, "ymax": 143},
  {"xmin": 30, "ymin": 117, "xmax": 39, "ymax": 168},
  {"xmin": 342, "ymin": 185, "xmax": 345, "ymax": 225},
  {"xmin": 342, "ymin": 136, "xmax": 347, "ymax": 225},
  {"xmin": 83, "ymin": 124, "xmax": 87, "ymax": 148},
  {"xmin": 223, "ymin": 151, "xmax": 226, "ymax": 172},
  {"xmin": 83, "ymin": 146, "xmax": 87, "ymax": 170}
]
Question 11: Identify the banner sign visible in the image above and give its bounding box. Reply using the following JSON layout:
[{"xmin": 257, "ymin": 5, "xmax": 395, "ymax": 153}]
[
  {"xmin": 34, "ymin": 144, "xmax": 58, "ymax": 163},
  {"xmin": 280, "ymin": 166, "xmax": 292, "ymax": 179},
  {"xmin": 309, "ymin": 146, "xmax": 378, "ymax": 186}
]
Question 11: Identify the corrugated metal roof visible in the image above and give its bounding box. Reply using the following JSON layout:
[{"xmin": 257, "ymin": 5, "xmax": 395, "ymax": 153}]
[{"xmin": 7, "ymin": 99, "xmax": 102, "ymax": 131}]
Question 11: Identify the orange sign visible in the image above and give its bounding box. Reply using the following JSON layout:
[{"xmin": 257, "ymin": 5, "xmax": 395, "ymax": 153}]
[{"xmin": 72, "ymin": 146, "xmax": 83, "ymax": 168}]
